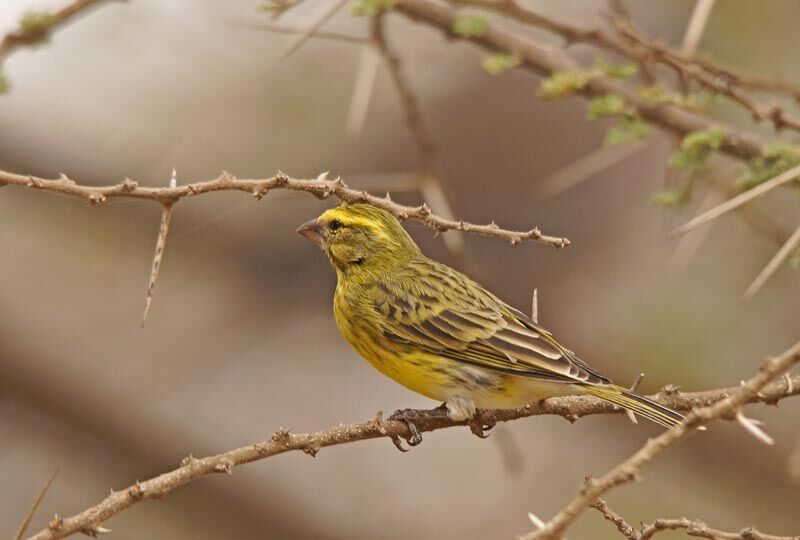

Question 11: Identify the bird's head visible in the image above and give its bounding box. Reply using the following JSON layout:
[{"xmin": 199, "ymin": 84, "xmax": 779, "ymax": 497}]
[{"xmin": 297, "ymin": 204, "xmax": 421, "ymax": 274}]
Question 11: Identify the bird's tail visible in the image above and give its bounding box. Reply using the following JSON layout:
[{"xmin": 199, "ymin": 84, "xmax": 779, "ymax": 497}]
[{"xmin": 581, "ymin": 384, "xmax": 684, "ymax": 428}]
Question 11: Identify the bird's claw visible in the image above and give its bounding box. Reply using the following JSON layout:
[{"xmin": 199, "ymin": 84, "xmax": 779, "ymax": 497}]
[
  {"xmin": 387, "ymin": 408, "xmax": 426, "ymax": 450},
  {"xmin": 469, "ymin": 410, "xmax": 497, "ymax": 439},
  {"xmin": 386, "ymin": 406, "xmax": 449, "ymax": 451}
]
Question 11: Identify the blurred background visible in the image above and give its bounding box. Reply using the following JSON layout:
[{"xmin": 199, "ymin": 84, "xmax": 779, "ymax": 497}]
[{"xmin": 1, "ymin": 0, "xmax": 799, "ymax": 538}]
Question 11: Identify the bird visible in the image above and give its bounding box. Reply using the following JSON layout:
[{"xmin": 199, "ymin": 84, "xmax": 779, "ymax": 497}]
[{"xmin": 297, "ymin": 203, "xmax": 684, "ymax": 445}]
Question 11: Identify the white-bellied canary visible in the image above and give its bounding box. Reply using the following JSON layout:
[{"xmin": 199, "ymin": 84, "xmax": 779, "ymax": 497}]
[{"xmin": 298, "ymin": 204, "xmax": 683, "ymax": 444}]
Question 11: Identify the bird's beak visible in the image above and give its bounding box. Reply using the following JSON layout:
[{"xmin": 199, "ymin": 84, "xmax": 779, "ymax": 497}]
[{"xmin": 297, "ymin": 219, "xmax": 323, "ymax": 246}]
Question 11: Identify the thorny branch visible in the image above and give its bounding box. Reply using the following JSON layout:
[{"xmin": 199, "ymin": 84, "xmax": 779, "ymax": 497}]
[
  {"xmin": 0, "ymin": 168, "xmax": 568, "ymax": 247},
  {"xmin": 521, "ymin": 341, "xmax": 800, "ymax": 540},
  {"xmin": 27, "ymin": 359, "xmax": 800, "ymax": 539},
  {"xmin": 591, "ymin": 497, "xmax": 798, "ymax": 540}
]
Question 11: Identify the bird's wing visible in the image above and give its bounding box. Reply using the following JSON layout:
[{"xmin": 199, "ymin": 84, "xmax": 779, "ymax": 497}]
[{"xmin": 369, "ymin": 259, "xmax": 611, "ymax": 385}]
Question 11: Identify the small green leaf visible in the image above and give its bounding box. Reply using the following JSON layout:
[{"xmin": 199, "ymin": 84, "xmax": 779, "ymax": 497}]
[
  {"xmin": 0, "ymin": 72, "xmax": 8, "ymax": 94},
  {"xmin": 351, "ymin": 0, "xmax": 395, "ymax": 16},
  {"xmin": 738, "ymin": 141, "xmax": 800, "ymax": 191},
  {"xmin": 481, "ymin": 53, "xmax": 520, "ymax": 75},
  {"xmin": 18, "ymin": 11, "xmax": 57, "ymax": 44},
  {"xmin": 538, "ymin": 71, "xmax": 593, "ymax": 100},
  {"xmin": 669, "ymin": 128, "xmax": 724, "ymax": 170},
  {"xmin": 605, "ymin": 118, "xmax": 649, "ymax": 145},
  {"xmin": 451, "ymin": 15, "xmax": 488, "ymax": 37},
  {"xmin": 789, "ymin": 248, "xmax": 800, "ymax": 270},
  {"xmin": 586, "ymin": 93, "xmax": 626, "ymax": 120},
  {"xmin": 594, "ymin": 57, "xmax": 637, "ymax": 79},
  {"xmin": 651, "ymin": 189, "xmax": 685, "ymax": 208}
]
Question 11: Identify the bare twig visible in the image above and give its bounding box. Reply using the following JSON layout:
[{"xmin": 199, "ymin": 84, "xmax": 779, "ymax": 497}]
[
  {"xmin": 16, "ymin": 468, "xmax": 60, "ymax": 540},
  {"xmin": 277, "ymin": 0, "xmax": 348, "ymax": 60},
  {"xmin": 592, "ymin": 498, "xmax": 798, "ymax": 540},
  {"xmin": 521, "ymin": 341, "xmax": 800, "ymax": 540},
  {"xmin": 640, "ymin": 517, "xmax": 798, "ymax": 540},
  {"xmin": 590, "ymin": 498, "xmax": 637, "ymax": 540},
  {"xmin": 742, "ymin": 222, "xmax": 800, "ymax": 300},
  {"xmin": 0, "ymin": 169, "xmax": 569, "ymax": 247},
  {"xmin": 238, "ymin": 22, "xmax": 368, "ymax": 44},
  {"xmin": 537, "ymin": 141, "xmax": 651, "ymax": 199},
  {"xmin": 671, "ymin": 163, "xmax": 800, "ymax": 237},
  {"xmin": 27, "ymin": 366, "xmax": 800, "ymax": 539}
]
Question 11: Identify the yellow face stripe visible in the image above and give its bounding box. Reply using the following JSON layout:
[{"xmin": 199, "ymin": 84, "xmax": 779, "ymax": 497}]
[{"xmin": 320, "ymin": 207, "xmax": 389, "ymax": 240}]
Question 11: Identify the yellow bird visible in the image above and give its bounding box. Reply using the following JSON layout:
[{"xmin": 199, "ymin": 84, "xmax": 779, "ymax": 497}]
[{"xmin": 298, "ymin": 204, "xmax": 683, "ymax": 444}]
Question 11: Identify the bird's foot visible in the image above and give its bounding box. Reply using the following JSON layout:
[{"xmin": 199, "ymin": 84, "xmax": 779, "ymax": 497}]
[
  {"xmin": 469, "ymin": 409, "xmax": 498, "ymax": 439},
  {"xmin": 387, "ymin": 407, "xmax": 448, "ymax": 451}
]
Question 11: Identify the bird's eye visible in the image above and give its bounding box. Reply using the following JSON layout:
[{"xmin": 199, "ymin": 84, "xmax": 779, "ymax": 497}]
[{"xmin": 328, "ymin": 219, "xmax": 343, "ymax": 232}]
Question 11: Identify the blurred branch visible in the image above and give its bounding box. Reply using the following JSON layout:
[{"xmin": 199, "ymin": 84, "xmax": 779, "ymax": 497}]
[
  {"xmin": 446, "ymin": 0, "xmax": 800, "ymax": 135},
  {"xmin": 371, "ymin": 13, "xmax": 468, "ymax": 260},
  {"xmin": 0, "ymin": 168, "xmax": 569, "ymax": 247},
  {"xmin": 611, "ymin": 18, "xmax": 800, "ymax": 133},
  {"xmin": 394, "ymin": 0, "xmax": 766, "ymax": 161},
  {"xmin": 239, "ymin": 22, "xmax": 368, "ymax": 44},
  {"xmin": 592, "ymin": 498, "xmax": 797, "ymax": 540},
  {"xmin": 671, "ymin": 163, "xmax": 800, "ymax": 237},
  {"xmin": 15, "ymin": 468, "xmax": 60, "ymax": 540},
  {"xmin": 278, "ymin": 0, "xmax": 348, "ymax": 60},
  {"xmin": 743, "ymin": 222, "xmax": 800, "ymax": 300},
  {"xmin": 521, "ymin": 341, "xmax": 800, "ymax": 540},
  {"xmin": 0, "ymin": 0, "xmax": 114, "ymax": 65},
  {"xmin": 679, "ymin": 0, "xmax": 715, "ymax": 55},
  {"xmin": 27, "ymin": 354, "xmax": 800, "ymax": 539}
]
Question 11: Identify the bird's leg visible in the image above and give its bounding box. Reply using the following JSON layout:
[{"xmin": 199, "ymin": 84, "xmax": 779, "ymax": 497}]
[
  {"xmin": 469, "ymin": 409, "xmax": 498, "ymax": 439},
  {"xmin": 388, "ymin": 406, "xmax": 449, "ymax": 450}
]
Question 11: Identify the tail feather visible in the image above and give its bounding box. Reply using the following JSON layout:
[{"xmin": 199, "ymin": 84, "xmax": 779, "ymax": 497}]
[{"xmin": 581, "ymin": 385, "xmax": 684, "ymax": 428}]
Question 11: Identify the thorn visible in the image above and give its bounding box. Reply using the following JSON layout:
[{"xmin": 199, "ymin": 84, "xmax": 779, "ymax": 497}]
[
  {"xmin": 269, "ymin": 427, "xmax": 292, "ymax": 444},
  {"xmin": 385, "ymin": 191, "xmax": 392, "ymax": 201},
  {"xmin": 48, "ymin": 515, "xmax": 63, "ymax": 530},
  {"xmin": 141, "ymin": 202, "xmax": 174, "ymax": 327},
  {"xmin": 219, "ymin": 170, "xmax": 236, "ymax": 182},
  {"xmin": 128, "ymin": 483, "xmax": 144, "ymax": 500},
  {"xmin": 121, "ymin": 178, "xmax": 138, "ymax": 191},
  {"xmin": 81, "ymin": 524, "xmax": 112, "ymax": 537},
  {"xmin": 302, "ymin": 444, "xmax": 320, "ymax": 457},
  {"xmin": 625, "ymin": 373, "xmax": 645, "ymax": 425},
  {"xmin": 169, "ymin": 168, "xmax": 177, "ymax": 188},
  {"xmin": 214, "ymin": 459, "xmax": 234, "ymax": 475},
  {"xmin": 315, "ymin": 171, "xmax": 330, "ymax": 182},
  {"xmin": 531, "ymin": 288, "xmax": 539, "ymax": 323},
  {"xmin": 88, "ymin": 192, "xmax": 106, "ymax": 205},
  {"xmin": 528, "ymin": 512, "xmax": 546, "ymax": 529},
  {"xmin": 58, "ymin": 173, "xmax": 74, "ymax": 183},
  {"xmin": 628, "ymin": 373, "xmax": 645, "ymax": 393},
  {"xmin": 273, "ymin": 172, "xmax": 289, "ymax": 187},
  {"xmin": 736, "ymin": 411, "xmax": 774, "ymax": 445}
]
